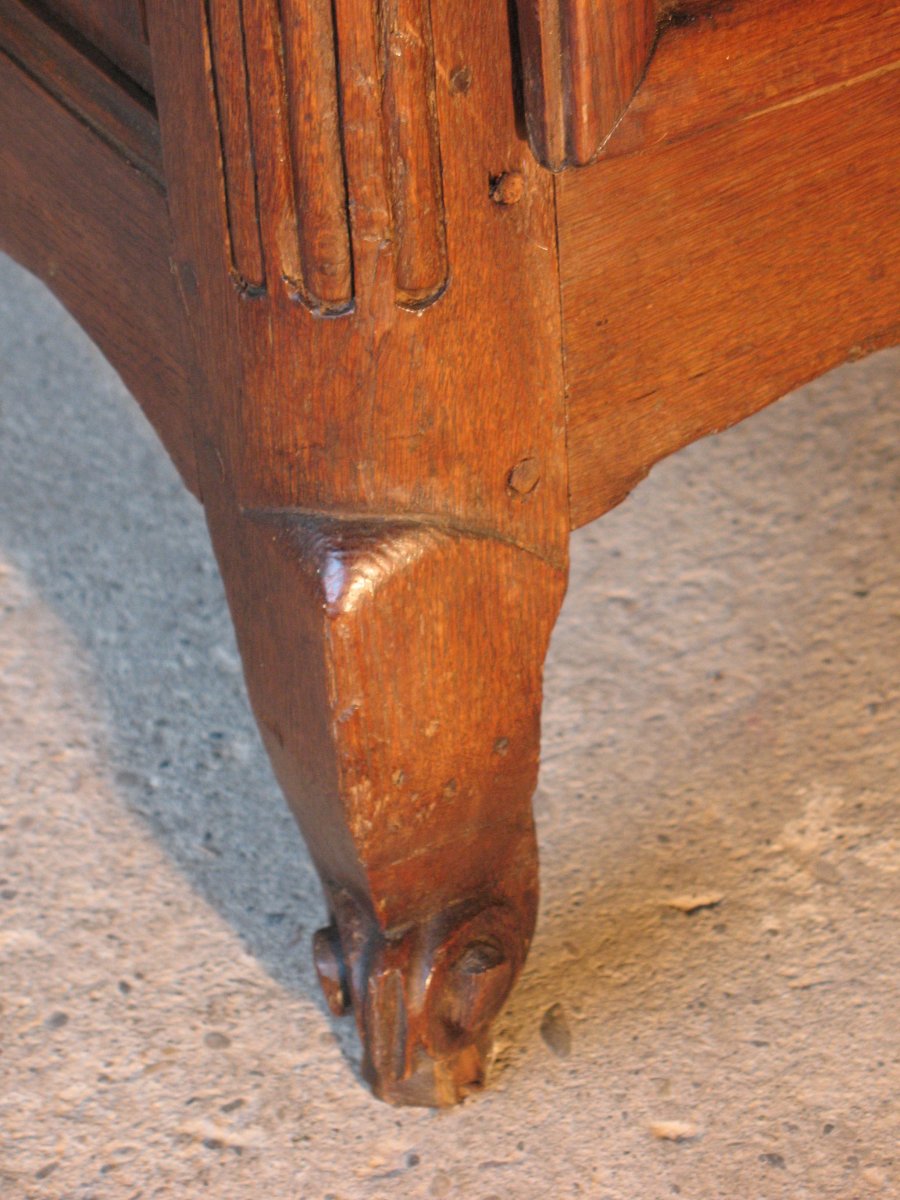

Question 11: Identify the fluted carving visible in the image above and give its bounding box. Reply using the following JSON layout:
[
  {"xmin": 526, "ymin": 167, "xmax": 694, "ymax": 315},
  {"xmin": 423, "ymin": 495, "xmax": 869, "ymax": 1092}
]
[{"xmin": 204, "ymin": 0, "xmax": 447, "ymax": 313}]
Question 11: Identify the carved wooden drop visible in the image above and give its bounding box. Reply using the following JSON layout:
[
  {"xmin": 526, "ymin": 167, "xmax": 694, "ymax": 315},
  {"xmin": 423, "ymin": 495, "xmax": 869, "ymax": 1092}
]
[
  {"xmin": 280, "ymin": 0, "xmax": 356, "ymax": 306},
  {"xmin": 515, "ymin": 0, "xmax": 659, "ymax": 170}
]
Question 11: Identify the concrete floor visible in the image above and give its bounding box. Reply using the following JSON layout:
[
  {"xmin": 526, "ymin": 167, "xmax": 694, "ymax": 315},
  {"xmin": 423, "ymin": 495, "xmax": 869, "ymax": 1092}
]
[{"xmin": 0, "ymin": 251, "xmax": 898, "ymax": 1199}]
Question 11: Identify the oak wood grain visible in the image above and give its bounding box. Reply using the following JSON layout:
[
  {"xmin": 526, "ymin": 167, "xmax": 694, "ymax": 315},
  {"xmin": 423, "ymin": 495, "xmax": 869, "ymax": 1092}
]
[
  {"xmin": 144, "ymin": 0, "xmax": 569, "ymax": 1103},
  {"xmin": 560, "ymin": 2, "xmax": 900, "ymax": 527},
  {"xmin": 378, "ymin": 0, "xmax": 447, "ymax": 305},
  {"xmin": 39, "ymin": 0, "xmax": 153, "ymax": 93},
  {"xmin": 0, "ymin": 49, "xmax": 196, "ymax": 493},
  {"xmin": 601, "ymin": 0, "xmax": 900, "ymax": 161},
  {"xmin": 205, "ymin": 501, "xmax": 565, "ymax": 1104},
  {"xmin": 206, "ymin": 0, "xmax": 265, "ymax": 291},
  {"xmin": 279, "ymin": 0, "xmax": 353, "ymax": 307},
  {"xmin": 0, "ymin": 0, "xmax": 162, "ymax": 183},
  {"xmin": 146, "ymin": 0, "xmax": 569, "ymax": 559},
  {"xmin": 516, "ymin": 0, "xmax": 658, "ymax": 169}
]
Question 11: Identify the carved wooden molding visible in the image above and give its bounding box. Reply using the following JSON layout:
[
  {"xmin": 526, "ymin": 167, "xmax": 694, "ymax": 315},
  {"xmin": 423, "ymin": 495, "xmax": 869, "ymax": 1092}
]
[
  {"xmin": 0, "ymin": 0, "xmax": 163, "ymax": 184},
  {"xmin": 148, "ymin": 0, "xmax": 570, "ymax": 560},
  {"xmin": 515, "ymin": 0, "xmax": 659, "ymax": 170},
  {"xmin": 204, "ymin": 0, "xmax": 447, "ymax": 313}
]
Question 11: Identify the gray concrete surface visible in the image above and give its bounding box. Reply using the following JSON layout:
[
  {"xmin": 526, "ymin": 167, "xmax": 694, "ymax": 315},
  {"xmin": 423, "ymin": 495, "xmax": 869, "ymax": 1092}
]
[{"xmin": 0, "ymin": 250, "xmax": 898, "ymax": 1199}]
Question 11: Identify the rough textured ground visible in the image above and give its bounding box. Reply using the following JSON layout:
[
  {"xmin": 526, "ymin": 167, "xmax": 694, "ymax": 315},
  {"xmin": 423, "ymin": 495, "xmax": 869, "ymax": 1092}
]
[{"xmin": 0, "ymin": 251, "xmax": 898, "ymax": 1200}]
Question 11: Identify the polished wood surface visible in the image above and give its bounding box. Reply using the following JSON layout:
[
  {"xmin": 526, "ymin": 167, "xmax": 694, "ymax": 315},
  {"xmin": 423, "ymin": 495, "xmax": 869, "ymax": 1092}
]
[
  {"xmin": 561, "ymin": 0, "xmax": 900, "ymax": 525},
  {"xmin": 0, "ymin": 38, "xmax": 193, "ymax": 493},
  {"xmin": 145, "ymin": 0, "xmax": 569, "ymax": 553},
  {"xmin": 515, "ymin": 0, "xmax": 658, "ymax": 169},
  {"xmin": 0, "ymin": 0, "xmax": 161, "ymax": 180},
  {"xmin": 40, "ymin": 0, "xmax": 153, "ymax": 93},
  {"xmin": 142, "ymin": 0, "xmax": 568, "ymax": 1104},
  {"xmin": 207, "ymin": 505, "xmax": 564, "ymax": 1104},
  {"xmin": 599, "ymin": 0, "xmax": 900, "ymax": 162},
  {"xmin": 0, "ymin": 0, "xmax": 897, "ymax": 1104}
]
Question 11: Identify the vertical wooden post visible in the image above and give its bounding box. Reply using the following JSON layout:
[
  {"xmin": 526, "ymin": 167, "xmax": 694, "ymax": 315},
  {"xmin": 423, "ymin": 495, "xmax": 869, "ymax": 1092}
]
[{"xmin": 144, "ymin": 0, "xmax": 570, "ymax": 1103}]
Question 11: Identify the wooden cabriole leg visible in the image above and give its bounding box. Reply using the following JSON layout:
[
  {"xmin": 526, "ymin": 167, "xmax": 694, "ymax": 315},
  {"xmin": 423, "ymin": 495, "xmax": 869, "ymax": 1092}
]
[
  {"xmin": 143, "ymin": 0, "xmax": 570, "ymax": 1102},
  {"xmin": 2, "ymin": 0, "xmax": 896, "ymax": 1113},
  {"xmin": 206, "ymin": 500, "xmax": 564, "ymax": 1104}
]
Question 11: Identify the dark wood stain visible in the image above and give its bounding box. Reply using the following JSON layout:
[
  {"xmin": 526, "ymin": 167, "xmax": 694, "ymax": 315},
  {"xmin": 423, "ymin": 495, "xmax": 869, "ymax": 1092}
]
[{"xmin": 0, "ymin": 0, "xmax": 896, "ymax": 1105}]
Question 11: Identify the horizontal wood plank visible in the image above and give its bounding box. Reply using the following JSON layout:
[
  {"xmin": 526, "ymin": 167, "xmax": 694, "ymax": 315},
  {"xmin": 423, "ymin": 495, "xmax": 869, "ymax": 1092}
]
[
  {"xmin": 560, "ymin": 3, "xmax": 900, "ymax": 528},
  {"xmin": 39, "ymin": 0, "xmax": 153, "ymax": 94},
  {"xmin": 603, "ymin": 0, "xmax": 900, "ymax": 160},
  {"xmin": 0, "ymin": 51, "xmax": 196, "ymax": 494},
  {"xmin": 0, "ymin": 0, "xmax": 162, "ymax": 184}
]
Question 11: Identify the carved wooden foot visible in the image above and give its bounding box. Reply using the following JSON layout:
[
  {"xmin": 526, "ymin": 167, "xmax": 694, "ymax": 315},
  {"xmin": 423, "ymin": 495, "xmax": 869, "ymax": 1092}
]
[
  {"xmin": 145, "ymin": 0, "xmax": 570, "ymax": 1104},
  {"xmin": 205, "ymin": 503, "xmax": 565, "ymax": 1104}
]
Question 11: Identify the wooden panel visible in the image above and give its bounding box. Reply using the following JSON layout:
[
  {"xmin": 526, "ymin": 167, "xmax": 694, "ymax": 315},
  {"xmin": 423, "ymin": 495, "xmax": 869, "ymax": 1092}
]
[
  {"xmin": 559, "ymin": 3, "xmax": 900, "ymax": 528},
  {"xmin": 0, "ymin": 51, "xmax": 196, "ymax": 494},
  {"xmin": 0, "ymin": 0, "xmax": 162, "ymax": 183},
  {"xmin": 40, "ymin": 0, "xmax": 153, "ymax": 94},
  {"xmin": 601, "ymin": 0, "xmax": 900, "ymax": 160}
]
